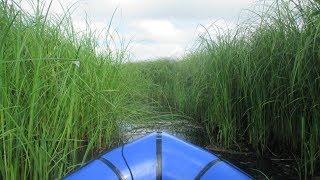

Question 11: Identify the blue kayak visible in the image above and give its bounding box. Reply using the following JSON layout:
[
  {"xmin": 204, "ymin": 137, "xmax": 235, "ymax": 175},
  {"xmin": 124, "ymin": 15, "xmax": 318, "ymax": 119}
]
[{"xmin": 65, "ymin": 132, "xmax": 252, "ymax": 180}]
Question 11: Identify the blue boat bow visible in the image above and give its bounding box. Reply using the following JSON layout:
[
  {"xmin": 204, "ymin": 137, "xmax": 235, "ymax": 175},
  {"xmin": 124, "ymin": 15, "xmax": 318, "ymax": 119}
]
[{"xmin": 65, "ymin": 132, "xmax": 252, "ymax": 180}]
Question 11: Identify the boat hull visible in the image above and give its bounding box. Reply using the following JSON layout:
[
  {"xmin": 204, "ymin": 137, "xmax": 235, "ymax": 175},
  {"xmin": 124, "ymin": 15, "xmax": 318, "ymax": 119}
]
[{"xmin": 65, "ymin": 132, "xmax": 251, "ymax": 180}]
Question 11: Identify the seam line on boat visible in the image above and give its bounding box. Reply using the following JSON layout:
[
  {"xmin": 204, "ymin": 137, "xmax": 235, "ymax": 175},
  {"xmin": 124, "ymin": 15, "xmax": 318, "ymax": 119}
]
[
  {"xmin": 194, "ymin": 158, "xmax": 222, "ymax": 179},
  {"xmin": 156, "ymin": 132, "xmax": 162, "ymax": 180},
  {"xmin": 99, "ymin": 157, "xmax": 126, "ymax": 180}
]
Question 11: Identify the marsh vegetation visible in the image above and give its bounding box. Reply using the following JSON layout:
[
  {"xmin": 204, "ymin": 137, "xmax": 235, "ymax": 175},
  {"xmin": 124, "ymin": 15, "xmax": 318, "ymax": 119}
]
[{"xmin": 0, "ymin": 0, "xmax": 319, "ymax": 179}]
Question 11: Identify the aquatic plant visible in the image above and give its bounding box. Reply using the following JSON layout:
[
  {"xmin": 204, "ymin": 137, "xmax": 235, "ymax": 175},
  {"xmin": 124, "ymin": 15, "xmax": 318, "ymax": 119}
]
[
  {"xmin": 132, "ymin": 0, "xmax": 320, "ymax": 177},
  {"xmin": 0, "ymin": 0, "xmax": 129, "ymax": 178}
]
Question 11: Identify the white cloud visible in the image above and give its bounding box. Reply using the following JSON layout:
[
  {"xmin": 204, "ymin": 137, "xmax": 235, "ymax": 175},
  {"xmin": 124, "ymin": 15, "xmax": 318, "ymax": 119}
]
[
  {"xmin": 129, "ymin": 42, "xmax": 185, "ymax": 60},
  {"xmin": 71, "ymin": 0, "xmax": 256, "ymax": 21},
  {"xmin": 129, "ymin": 19, "xmax": 189, "ymax": 44},
  {"xmin": 17, "ymin": 0, "xmax": 256, "ymax": 60}
]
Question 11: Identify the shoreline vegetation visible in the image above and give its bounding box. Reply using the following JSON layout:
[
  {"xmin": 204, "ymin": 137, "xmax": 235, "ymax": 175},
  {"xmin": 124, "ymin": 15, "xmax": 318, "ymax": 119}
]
[{"xmin": 0, "ymin": 0, "xmax": 319, "ymax": 179}]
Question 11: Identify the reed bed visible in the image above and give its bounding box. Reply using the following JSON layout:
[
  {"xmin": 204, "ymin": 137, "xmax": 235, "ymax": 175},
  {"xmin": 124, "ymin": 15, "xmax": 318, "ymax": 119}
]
[
  {"xmin": 0, "ymin": 0, "xmax": 133, "ymax": 178},
  {"xmin": 131, "ymin": 0, "xmax": 320, "ymax": 177},
  {"xmin": 1, "ymin": 0, "xmax": 320, "ymax": 178}
]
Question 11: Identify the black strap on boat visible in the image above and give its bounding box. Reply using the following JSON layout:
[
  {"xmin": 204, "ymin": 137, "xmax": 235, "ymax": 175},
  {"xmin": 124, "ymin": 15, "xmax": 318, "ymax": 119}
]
[
  {"xmin": 122, "ymin": 145, "xmax": 134, "ymax": 180},
  {"xmin": 98, "ymin": 157, "xmax": 126, "ymax": 180},
  {"xmin": 194, "ymin": 158, "xmax": 222, "ymax": 180},
  {"xmin": 156, "ymin": 132, "xmax": 162, "ymax": 180}
]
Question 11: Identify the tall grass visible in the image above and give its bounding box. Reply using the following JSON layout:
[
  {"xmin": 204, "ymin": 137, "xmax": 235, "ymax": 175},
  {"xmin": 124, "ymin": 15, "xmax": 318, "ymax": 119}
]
[
  {"xmin": 130, "ymin": 0, "xmax": 320, "ymax": 176},
  {"xmin": 1, "ymin": 0, "xmax": 320, "ymax": 178},
  {"xmin": 0, "ymin": 0, "xmax": 137, "ymax": 178}
]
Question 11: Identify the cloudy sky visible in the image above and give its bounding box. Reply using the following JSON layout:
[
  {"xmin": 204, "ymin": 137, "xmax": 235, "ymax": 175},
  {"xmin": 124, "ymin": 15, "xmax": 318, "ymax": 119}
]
[{"xmin": 21, "ymin": 0, "xmax": 257, "ymax": 61}]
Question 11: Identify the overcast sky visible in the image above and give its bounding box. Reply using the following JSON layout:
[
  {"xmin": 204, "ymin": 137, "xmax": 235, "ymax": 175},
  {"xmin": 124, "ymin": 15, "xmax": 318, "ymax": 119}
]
[{"xmin": 21, "ymin": 0, "xmax": 257, "ymax": 61}]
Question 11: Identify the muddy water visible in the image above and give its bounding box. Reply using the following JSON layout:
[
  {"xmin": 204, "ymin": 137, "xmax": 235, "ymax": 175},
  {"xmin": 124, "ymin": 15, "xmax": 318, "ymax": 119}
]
[{"xmin": 118, "ymin": 119, "xmax": 298, "ymax": 179}]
